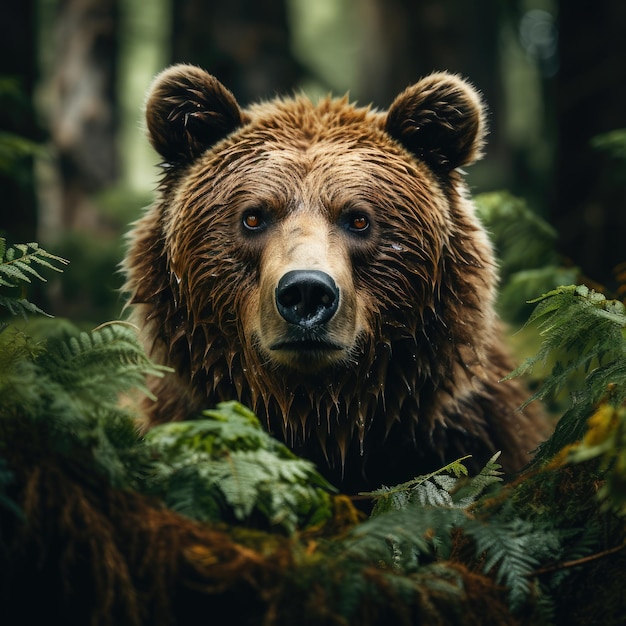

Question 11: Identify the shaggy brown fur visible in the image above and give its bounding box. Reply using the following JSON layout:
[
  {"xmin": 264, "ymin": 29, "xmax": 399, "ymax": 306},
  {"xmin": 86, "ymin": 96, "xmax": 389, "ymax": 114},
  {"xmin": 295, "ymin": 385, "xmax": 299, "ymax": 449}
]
[{"xmin": 123, "ymin": 64, "xmax": 548, "ymax": 493}]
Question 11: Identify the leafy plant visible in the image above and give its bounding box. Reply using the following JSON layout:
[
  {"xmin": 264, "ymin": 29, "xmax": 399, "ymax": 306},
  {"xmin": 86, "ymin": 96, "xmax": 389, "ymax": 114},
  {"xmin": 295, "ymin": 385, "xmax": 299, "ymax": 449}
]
[
  {"xmin": 508, "ymin": 284, "xmax": 626, "ymax": 463},
  {"xmin": 0, "ymin": 78, "xmax": 45, "ymax": 176},
  {"xmin": 365, "ymin": 452, "xmax": 503, "ymax": 515},
  {"xmin": 558, "ymin": 402, "xmax": 626, "ymax": 517},
  {"xmin": 142, "ymin": 401, "xmax": 336, "ymax": 532},
  {"xmin": 0, "ymin": 238, "xmax": 335, "ymax": 533},
  {"xmin": 0, "ymin": 237, "xmax": 68, "ymax": 326},
  {"xmin": 2, "ymin": 234, "xmax": 626, "ymax": 624},
  {"xmin": 474, "ymin": 191, "xmax": 578, "ymax": 323},
  {"xmin": 0, "ymin": 130, "xmax": 44, "ymax": 175},
  {"xmin": 591, "ymin": 128, "xmax": 626, "ymax": 178}
]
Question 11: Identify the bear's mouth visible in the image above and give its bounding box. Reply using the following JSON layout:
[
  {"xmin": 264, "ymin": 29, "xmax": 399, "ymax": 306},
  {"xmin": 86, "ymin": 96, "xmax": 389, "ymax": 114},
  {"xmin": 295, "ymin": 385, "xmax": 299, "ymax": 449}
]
[
  {"xmin": 269, "ymin": 328, "xmax": 344, "ymax": 353},
  {"xmin": 270, "ymin": 338, "xmax": 344, "ymax": 352}
]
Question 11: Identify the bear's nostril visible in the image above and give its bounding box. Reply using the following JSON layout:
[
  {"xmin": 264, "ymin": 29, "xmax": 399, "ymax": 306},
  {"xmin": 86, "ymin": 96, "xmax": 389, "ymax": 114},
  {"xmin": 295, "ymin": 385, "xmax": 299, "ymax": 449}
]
[{"xmin": 276, "ymin": 270, "xmax": 339, "ymax": 328}]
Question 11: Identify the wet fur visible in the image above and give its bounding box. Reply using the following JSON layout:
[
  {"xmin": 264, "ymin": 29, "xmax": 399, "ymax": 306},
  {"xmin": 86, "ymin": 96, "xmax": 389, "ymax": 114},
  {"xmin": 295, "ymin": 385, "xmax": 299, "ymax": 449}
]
[{"xmin": 124, "ymin": 65, "xmax": 548, "ymax": 493}]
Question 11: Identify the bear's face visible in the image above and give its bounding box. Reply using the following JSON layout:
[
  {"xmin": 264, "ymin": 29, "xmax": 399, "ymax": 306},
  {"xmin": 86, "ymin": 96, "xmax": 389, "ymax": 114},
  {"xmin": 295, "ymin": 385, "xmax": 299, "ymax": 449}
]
[
  {"xmin": 140, "ymin": 65, "xmax": 487, "ymax": 380},
  {"xmin": 125, "ymin": 64, "xmax": 525, "ymax": 483},
  {"xmin": 165, "ymin": 107, "xmax": 457, "ymax": 376}
]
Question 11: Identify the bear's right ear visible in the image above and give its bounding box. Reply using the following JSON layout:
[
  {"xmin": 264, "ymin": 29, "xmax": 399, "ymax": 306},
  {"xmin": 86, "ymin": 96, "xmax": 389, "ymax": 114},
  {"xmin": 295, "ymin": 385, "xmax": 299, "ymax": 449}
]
[{"xmin": 145, "ymin": 64, "xmax": 244, "ymax": 164}]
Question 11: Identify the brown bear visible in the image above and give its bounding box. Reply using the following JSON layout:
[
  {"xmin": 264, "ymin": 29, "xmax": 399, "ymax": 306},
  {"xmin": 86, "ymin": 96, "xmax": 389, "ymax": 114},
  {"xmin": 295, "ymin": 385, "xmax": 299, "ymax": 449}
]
[{"xmin": 123, "ymin": 64, "xmax": 548, "ymax": 493}]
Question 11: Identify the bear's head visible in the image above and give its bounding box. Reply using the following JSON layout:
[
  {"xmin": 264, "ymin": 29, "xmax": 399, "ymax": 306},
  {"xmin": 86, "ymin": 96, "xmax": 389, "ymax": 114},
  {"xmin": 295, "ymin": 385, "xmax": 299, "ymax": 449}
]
[{"xmin": 125, "ymin": 64, "xmax": 542, "ymax": 490}]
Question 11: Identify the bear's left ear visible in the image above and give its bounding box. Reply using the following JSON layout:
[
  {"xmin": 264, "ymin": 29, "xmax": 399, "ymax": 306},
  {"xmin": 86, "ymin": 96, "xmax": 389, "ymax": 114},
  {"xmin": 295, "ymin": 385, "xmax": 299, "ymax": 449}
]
[
  {"xmin": 145, "ymin": 64, "xmax": 244, "ymax": 165},
  {"xmin": 385, "ymin": 72, "xmax": 486, "ymax": 172}
]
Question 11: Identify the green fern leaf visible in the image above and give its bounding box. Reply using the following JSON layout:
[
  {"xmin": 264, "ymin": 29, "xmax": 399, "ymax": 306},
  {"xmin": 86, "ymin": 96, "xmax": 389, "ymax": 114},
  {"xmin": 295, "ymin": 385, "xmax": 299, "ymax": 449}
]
[
  {"xmin": 0, "ymin": 240, "xmax": 68, "ymax": 287},
  {"xmin": 339, "ymin": 505, "xmax": 466, "ymax": 571},
  {"xmin": 0, "ymin": 295, "xmax": 49, "ymax": 320},
  {"xmin": 507, "ymin": 285, "xmax": 626, "ymax": 463},
  {"xmin": 41, "ymin": 322, "xmax": 170, "ymax": 405},
  {"xmin": 0, "ymin": 238, "xmax": 68, "ymax": 320},
  {"xmin": 365, "ymin": 454, "xmax": 502, "ymax": 516},
  {"xmin": 143, "ymin": 402, "xmax": 336, "ymax": 533},
  {"xmin": 465, "ymin": 517, "xmax": 562, "ymax": 611},
  {"xmin": 0, "ymin": 321, "xmax": 163, "ymax": 488},
  {"xmin": 451, "ymin": 452, "xmax": 504, "ymax": 508}
]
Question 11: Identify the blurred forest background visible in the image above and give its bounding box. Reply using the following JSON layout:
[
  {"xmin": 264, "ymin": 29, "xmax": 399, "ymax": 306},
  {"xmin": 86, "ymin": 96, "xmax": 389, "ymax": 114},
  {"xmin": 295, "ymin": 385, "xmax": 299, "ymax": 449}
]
[{"xmin": 1, "ymin": 0, "xmax": 625, "ymax": 326}]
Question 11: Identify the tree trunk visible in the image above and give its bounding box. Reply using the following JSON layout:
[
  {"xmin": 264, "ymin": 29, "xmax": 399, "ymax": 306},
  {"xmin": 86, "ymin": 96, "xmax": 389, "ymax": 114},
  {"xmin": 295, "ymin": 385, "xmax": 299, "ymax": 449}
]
[
  {"xmin": 554, "ymin": 0, "xmax": 626, "ymax": 288},
  {"xmin": 357, "ymin": 0, "xmax": 501, "ymax": 108},
  {"xmin": 171, "ymin": 0, "xmax": 302, "ymax": 104},
  {"xmin": 0, "ymin": 0, "xmax": 39, "ymax": 243},
  {"xmin": 47, "ymin": 0, "xmax": 119, "ymax": 234},
  {"xmin": 355, "ymin": 0, "xmax": 511, "ymax": 196}
]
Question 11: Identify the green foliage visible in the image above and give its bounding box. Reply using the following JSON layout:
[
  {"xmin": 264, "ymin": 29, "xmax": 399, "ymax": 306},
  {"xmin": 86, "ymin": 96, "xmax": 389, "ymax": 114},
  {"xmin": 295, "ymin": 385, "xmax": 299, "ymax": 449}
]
[
  {"xmin": 591, "ymin": 128, "xmax": 626, "ymax": 178},
  {"xmin": 365, "ymin": 453, "xmax": 503, "ymax": 515},
  {"xmin": 341, "ymin": 453, "xmax": 588, "ymax": 615},
  {"xmin": 142, "ymin": 401, "xmax": 336, "ymax": 533},
  {"xmin": 0, "ymin": 237, "xmax": 68, "ymax": 325},
  {"xmin": 475, "ymin": 191, "xmax": 578, "ymax": 323},
  {"xmin": 329, "ymin": 278, "xmax": 626, "ymax": 617},
  {"xmin": 465, "ymin": 516, "xmax": 563, "ymax": 612},
  {"xmin": 3, "ymin": 234, "xmax": 626, "ymax": 622},
  {"xmin": 0, "ymin": 322, "xmax": 167, "ymax": 487},
  {"xmin": 0, "ymin": 131, "xmax": 44, "ymax": 175},
  {"xmin": 561, "ymin": 403, "xmax": 626, "ymax": 518},
  {"xmin": 0, "ymin": 241, "xmax": 335, "ymax": 532},
  {"xmin": 0, "ymin": 78, "xmax": 45, "ymax": 176},
  {"xmin": 0, "ymin": 325, "xmax": 335, "ymax": 532},
  {"xmin": 508, "ymin": 285, "xmax": 626, "ymax": 463}
]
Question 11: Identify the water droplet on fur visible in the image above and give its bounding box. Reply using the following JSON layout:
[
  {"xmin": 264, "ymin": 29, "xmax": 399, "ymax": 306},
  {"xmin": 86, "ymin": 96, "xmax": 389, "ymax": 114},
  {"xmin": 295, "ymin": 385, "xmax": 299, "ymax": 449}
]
[
  {"xmin": 356, "ymin": 412, "xmax": 365, "ymax": 456},
  {"xmin": 391, "ymin": 243, "xmax": 404, "ymax": 251}
]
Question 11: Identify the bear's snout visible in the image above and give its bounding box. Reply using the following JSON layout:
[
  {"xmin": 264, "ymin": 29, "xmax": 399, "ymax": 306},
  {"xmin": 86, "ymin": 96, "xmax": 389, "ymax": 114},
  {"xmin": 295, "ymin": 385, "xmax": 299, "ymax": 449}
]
[{"xmin": 275, "ymin": 270, "xmax": 339, "ymax": 329}]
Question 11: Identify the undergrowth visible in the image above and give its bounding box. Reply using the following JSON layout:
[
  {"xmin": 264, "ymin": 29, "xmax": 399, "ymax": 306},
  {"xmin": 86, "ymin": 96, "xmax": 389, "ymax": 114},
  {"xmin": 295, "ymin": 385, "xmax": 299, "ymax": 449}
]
[{"xmin": 1, "ymin": 227, "xmax": 626, "ymax": 625}]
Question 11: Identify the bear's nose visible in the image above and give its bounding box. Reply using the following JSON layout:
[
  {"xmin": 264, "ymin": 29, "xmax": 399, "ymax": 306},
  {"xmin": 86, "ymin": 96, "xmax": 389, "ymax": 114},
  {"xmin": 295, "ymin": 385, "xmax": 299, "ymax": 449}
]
[{"xmin": 275, "ymin": 270, "xmax": 339, "ymax": 328}]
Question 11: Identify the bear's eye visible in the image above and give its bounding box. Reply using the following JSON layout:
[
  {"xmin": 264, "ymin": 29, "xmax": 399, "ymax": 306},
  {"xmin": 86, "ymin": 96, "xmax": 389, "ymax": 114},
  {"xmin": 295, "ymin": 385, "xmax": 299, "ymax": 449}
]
[
  {"xmin": 242, "ymin": 211, "xmax": 266, "ymax": 231},
  {"xmin": 346, "ymin": 213, "xmax": 370, "ymax": 234}
]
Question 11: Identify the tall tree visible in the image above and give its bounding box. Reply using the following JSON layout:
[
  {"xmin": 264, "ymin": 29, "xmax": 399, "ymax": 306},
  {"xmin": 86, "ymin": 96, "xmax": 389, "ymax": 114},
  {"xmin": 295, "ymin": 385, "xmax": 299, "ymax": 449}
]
[
  {"xmin": 170, "ymin": 0, "xmax": 302, "ymax": 104},
  {"xmin": 554, "ymin": 0, "xmax": 626, "ymax": 288},
  {"xmin": 357, "ymin": 0, "xmax": 501, "ymax": 108},
  {"xmin": 354, "ymin": 0, "xmax": 533, "ymax": 204},
  {"xmin": 47, "ymin": 0, "xmax": 119, "ymax": 233},
  {"xmin": 0, "ymin": 0, "xmax": 40, "ymax": 242}
]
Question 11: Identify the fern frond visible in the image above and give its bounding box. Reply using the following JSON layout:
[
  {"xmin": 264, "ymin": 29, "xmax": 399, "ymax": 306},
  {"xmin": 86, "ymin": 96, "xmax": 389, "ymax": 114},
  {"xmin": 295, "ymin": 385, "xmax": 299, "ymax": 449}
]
[
  {"xmin": 0, "ymin": 238, "xmax": 68, "ymax": 324},
  {"xmin": 514, "ymin": 286, "xmax": 626, "ymax": 381},
  {"xmin": 41, "ymin": 322, "xmax": 170, "ymax": 405},
  {"xmin": 0, "ymin": 296, "xmax": 49, "ymax": 320},
  {"xmin": 365, "ymin": 455, "xmax": 470, "ymax": 515},
  {"xmin": 0, "ymin": 239, "xmax": 68, "ymax": 287},
  {"xmin": 452, "ymin": 452, "xmax": 504, "ymax": 508},
  {"xmin": 0, "ymin": 321, "xmax": 166, "ymax": 488},
  {"xmin": 465, "ymin": 517, "xmax": 563, "ymax": 612},
  {"xmin": 366, "ymin": 454, "xmax": 503, "ymax": 515},
  {"xmin": 143, "ymin": 402, "xmax": 336, "ymax": 533},
  {"xmin": 338, "ymin": 505, "xmax": 466, "ymax": 572},
  {"xmin": 507, "ymin": 285, "xmax": 626, "ymax": 463}
]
